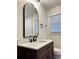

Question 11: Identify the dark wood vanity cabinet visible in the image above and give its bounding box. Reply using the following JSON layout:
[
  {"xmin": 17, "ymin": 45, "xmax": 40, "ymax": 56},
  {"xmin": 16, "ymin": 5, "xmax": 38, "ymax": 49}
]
[{"xmin": 17, "ymin": 42, "xmax": 54, "ymax": 59}]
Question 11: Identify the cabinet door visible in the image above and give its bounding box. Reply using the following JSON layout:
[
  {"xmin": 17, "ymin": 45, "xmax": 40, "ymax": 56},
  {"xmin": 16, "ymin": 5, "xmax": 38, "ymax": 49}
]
[
  {"xmin": 46, "ymin": 51, "xmax": 52, "ymax": 59},
  {"xmin": 40, "ymin": 55, "xmax": 47, "ymax": 59},
  {"xmin": 40, "ymin": 51, "xmax": 52, "ymax": 59}
]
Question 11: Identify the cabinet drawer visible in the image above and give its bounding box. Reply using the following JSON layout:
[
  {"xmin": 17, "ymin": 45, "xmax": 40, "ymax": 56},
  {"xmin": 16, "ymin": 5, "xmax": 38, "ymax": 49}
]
[{"xmin": 38, "ymin": 42, "xmax": 53, "ymax": 57}]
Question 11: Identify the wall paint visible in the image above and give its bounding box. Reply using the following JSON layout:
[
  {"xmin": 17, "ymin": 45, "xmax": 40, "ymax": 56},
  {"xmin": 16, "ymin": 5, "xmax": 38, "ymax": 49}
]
[
  {"xmin": 17, "ymin": 0, "xmax": 61, "ymax": 48},
  {"xmin": 47, "ymin": 5, "xmax": 61, "ymax": 48},
  {"xmin": 27, "ymin": 0, "xmax": 47, "ymax": 39},
  {"xmin": 17, "ymin": 0, "xmax": 47, "ymax": 40},
  {"xmin": 17, "ymin": 0, "xmax": 26, "ymax": 40}
]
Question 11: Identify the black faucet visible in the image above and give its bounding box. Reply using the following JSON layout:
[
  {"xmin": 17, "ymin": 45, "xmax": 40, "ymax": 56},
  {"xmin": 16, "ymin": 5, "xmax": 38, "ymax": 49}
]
[
  {"xmin": 29, "ymin": 36, "xmax": 37, "ymax": 42},
  {"xmin": 29, "ymin": 36, "xmax": 33, "ymax": 42},
  {"xmin": 33, "ymin": 36, "xmax": 37, "ymax": 41}
]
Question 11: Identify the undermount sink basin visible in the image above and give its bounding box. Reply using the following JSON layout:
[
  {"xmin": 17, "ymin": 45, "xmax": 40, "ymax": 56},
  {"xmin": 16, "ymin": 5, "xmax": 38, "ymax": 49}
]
[
  {"xmin": 38, "ymin": 40, "xmax": 47, "ymax": 42},
  {"xmin": 17, "ymin": 39, "xmax": 47, "ymax": 44}
]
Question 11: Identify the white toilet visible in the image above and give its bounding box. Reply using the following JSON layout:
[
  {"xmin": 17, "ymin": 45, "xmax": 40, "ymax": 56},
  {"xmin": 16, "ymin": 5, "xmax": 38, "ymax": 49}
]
[{"xmin": 54, "ymin": 48, "xmax": 61, "ymax": 59}]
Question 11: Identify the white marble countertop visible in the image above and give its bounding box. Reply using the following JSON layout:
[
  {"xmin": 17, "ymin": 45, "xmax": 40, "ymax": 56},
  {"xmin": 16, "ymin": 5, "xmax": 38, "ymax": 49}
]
[{"xmin": 17, "ymin": 39, "xmax": 53, "ymax": 50}]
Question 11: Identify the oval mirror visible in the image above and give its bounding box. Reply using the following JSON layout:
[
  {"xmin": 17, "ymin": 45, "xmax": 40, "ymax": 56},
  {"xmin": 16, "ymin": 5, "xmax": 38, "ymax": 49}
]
[{"xmin": 23, "ymin": 3, "xmax": 39, "ymax": 38}]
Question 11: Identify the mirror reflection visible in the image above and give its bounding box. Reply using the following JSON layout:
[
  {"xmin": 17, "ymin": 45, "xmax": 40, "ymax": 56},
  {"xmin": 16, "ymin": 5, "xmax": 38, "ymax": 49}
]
[{"xmin": 23, "ymin": 3, "xmax": 39, "ymax": 38}]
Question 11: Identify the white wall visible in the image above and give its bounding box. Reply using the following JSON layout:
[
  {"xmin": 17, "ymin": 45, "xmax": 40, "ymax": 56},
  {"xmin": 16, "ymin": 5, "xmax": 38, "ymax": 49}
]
[
  {"xmin": 24, "ymin": 0, "xmax": 48, "ymax": 39},
  {"xmin": 17, "ymin": 0, "xmax": 26, "ymax": 40},
  {"xmin": 47, "ymin": 5, "xmax": 61, "ymax": 48},
  {"xmin": 47, "ymin": 5, "xmax": 61, "ymax": 16},
  {"xmin": 17, "ymin": 0, "xmax": 61, "ymax": 48},
  {"xmin": 17, "ymin": 0, "xmax": 47, "ymax": 40}
]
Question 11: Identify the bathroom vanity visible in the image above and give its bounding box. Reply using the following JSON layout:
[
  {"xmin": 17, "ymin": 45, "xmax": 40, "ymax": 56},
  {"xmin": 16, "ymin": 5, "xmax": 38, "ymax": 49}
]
[{"xmin": 17, "ymin": 39, "xmax": 54, "ymax": 59}]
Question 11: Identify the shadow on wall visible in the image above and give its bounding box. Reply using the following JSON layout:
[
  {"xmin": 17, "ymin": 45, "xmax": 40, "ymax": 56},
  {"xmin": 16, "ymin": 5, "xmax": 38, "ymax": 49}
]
[{"xmin": 49, "ymin": 33, "xmax": 61, "ymax": 48}]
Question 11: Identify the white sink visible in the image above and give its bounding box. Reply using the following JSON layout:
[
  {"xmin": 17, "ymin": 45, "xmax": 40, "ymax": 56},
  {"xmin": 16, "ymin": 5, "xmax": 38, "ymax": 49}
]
[
  {"xmin": 17, "ymin": 39, "xmax": 53, "ymax": 50},
  {"xmin": 38, "ymin": 40, "xmax": 47, "ymax": 42},
  {"xmin": 17, "ymin": 39, "xmax": 47, "ymax": 44}
]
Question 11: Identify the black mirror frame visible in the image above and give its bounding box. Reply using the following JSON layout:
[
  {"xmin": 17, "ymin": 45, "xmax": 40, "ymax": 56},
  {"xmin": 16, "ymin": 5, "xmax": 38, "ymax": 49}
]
[{"xmin": 23, "ymin": 3, "xmax": 39, "ymax": 38}]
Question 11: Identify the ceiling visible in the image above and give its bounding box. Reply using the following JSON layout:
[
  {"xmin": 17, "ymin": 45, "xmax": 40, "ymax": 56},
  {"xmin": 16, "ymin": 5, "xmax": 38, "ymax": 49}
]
[{"xmin": 40, "ymin": 0, "xmax": 61, "ymax": 9}]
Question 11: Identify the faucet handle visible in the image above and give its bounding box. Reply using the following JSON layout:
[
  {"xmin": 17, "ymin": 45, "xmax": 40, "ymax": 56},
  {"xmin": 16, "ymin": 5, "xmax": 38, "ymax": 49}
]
[
  {"xmin": 29, "ymin": 36, "xmax": 33, "ymax": 42},
  {"xmin": 33, "ymin": 36, "xmax": 37, "ymax": 41}
]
